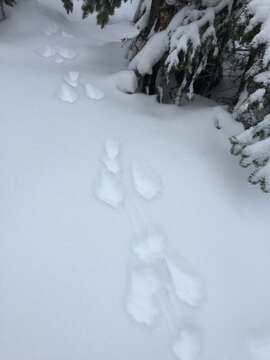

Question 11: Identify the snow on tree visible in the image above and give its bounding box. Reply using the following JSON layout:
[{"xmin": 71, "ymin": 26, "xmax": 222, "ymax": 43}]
[
  {"xmin": 0, "ymin": 0, "xmax": 16, "ymax": 20},
  {"xmin": 125, "ymin": 0, "xmax": 270, "ymax": 193},
  {"xmin": 61, "ymin": 0, "xmax": 236, "ymax": 104},
  {"xmin": 230, "ymin": 0, "xmax": 270, "ymax": 193},
  {"xmin": 60, "ymin": 0, "xmax": 270, "ymax": 193},
  {"xmin": 125, "ymin": 0, "xmax": 236, "ymax": 104}
]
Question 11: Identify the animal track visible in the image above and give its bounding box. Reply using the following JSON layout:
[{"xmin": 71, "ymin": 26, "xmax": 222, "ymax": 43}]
[
  {"xmin": 173, "ymin": 329, "xmax": 200, "ymax": 360},
  {"xmin": 64, "ymin": 71, "xmax": 80, "ymax": 87},
  {"xmin": 37, "ymin": 45, "xmax": 56, "ymax": 58},
  {"xmin": 57, "ymin": 83, "xmax": 78, "ymax": 103},
  {"xmin": 127, "ymin": 268, "xmax": 161, "ymax": 325},
  {"xmin": 85, "ymin": 83, "xmax": 104, "ymax": 100},
  {"xmin": 95, "ymin": 170, "xmax": 124, "ymax": 208},
  {"xmin": 45, "ymin": 23, "xmax": 59, "ymax": 36},
  {"xmin": 102, "ymin": 139, "xmax": 121, "ymax": 174},
  {"xmin": 94, "ymin": 142, "xmax": 203, "ymax": 360},
  {"xmin": 132, "ymin": 162, "xmax": 162, "ymax": 200}
]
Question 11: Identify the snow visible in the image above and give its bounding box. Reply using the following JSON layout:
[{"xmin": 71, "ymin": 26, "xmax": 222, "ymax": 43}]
[
  {"xmin": 166, "ymin": 259, "xmax": 203, "ymax": 307},
  {"xmin": 57, "ymin": 82, "xmax": 79, "ymax": 103},
  {"xmin": 1, "ymin": 1, "xmax": 270, "ymax": 360},
  {"xmin": 115, "ymin": 70, "xmax": 138, "ymax": 94},
  {"xmin": 85, "ymin": 83, "xmax": 105, "ymax": 100},
  {"xmin": 55, "ymin": 54, "xmax": 64, "ymax": 63},
  {"xmin": 64, "ymin": 71, "xmax": 80, "ymax": 87},
  {"xmin": 132, "ymin": 227, "xmax": 166, "ymax": 264},
  {"xmin": 128, "ymin": 222, "xmax": 203, "ymax": 338},
  {"xmin": 62, "ymin": 31, "xmax": 74, "ymax": 38},
  {"xmin": 56, "ymin": 46, "xmax": 77, "ymax": 60},
  {"xmin": 248, "ymin": 334, "xmax": 270, "ymax": 360},
  {"xmin": 133, "ymin": 0, "xmax": 152, "ymax": 31},
  {"xmin": 129, "ymin": 30, "xmax": 168, "ymax": 75},
  {"xmin": 101, "ymin": 139, "xmax": 121, "ymax": 174},
  {"xmin": 249, "ymin": 89, "xmax": 266, "ymax": 104},
  {"xmin": 173, "ymin": 330, "xmax": 200, "ymax": 360},
  {"xmin": 247, "ymin": 1, "xmax": 270, "ymax": 65},
  {"xmin": 37, "ymin": 44, "xmax": 56, "ymax": 57},
  {"xmin": 254, "ymin": 71, "xmax": 270, "ymax": 85},
  {"xmin": 45, "ymin": 22, "xmax": 59, "ymax": 36},
  {"xmin": 102, "ymin": 155, "xmax": 121, "ymax": 174},
  {"xmin": 95, "ymin": 171, "xmax": 124, "ymax": 207},
  {"xmin": 105, "ymin": 139, "xmax": 120, "ymax": 159},
  {"xmin": 127, "ymin": 268, "xmax": 161, "ymax": 325},
  {"xmin": 132, "ymin": 162, "xmax": 162, "ymax": 200},
  {"xmin": 129, "ymin": 3, "xmax": 221, "ymax": 76}
]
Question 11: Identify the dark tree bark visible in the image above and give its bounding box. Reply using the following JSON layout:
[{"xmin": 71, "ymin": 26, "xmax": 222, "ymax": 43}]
[{"xmin": 0, "ymin": 0, "xmax": 6, "ymax": 20}]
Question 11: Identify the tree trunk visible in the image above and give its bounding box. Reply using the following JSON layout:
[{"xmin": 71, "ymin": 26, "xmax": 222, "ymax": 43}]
[
  {"xmin": 0, "ymin": 0, "xmax": 5, "ymax": 21},
  {"xmin": 135, "ymin": 0, "xmax": 178, "ymax": 98},
  {"xmin": 147, "ymin": 0, "xmax": 164, "ymax": 32}
]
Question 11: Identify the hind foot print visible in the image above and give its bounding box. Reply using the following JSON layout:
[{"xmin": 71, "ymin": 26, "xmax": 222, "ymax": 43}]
[
  {"xmin": 105, "ymin": 139, "xmax": 120, "ymax": 159},
  {"xmin": 64, "ymin": 71, "xmax": 80, "ymax": 87},
  {"xmin": 85, "ymin": 83, "xmax": 104, "ymax": 100},
  {"xmin": 95, "ymin": 171, "xmax": 123, "ymax": 207},
  {"xmin": 127, "ymin": 268, "xmax": 161, "ymax": 325},
  {"xmin": 45, "ymin": 23, "xmax": 59, "ymax": 36},
  {"xmin": 37, "ymin": 45, "xmax": 56, "ymax": 58},
  {"xmin": 132, "ymin": 162, "xmax": 162, "ymax": 200},
  {"xmin": 62, "ymin": 31, "xmax": 75, "ymax": 38},
  {"xmin": 56, "ymin": 47, "xmax": 77, "ymax": 60},
  {"xmin": 166, "ymin": 259, "xmax": 203, "ymax": 307},
  {"xmin": 55, "ymin": 55, "xmax": 64, "ymax": 64},
  {"xmin": 173, "ymin": 330, "xmax": 200, "ymax": 360},
  {"xmin": 133, "ymin": 228, "xmax": 166, "ymax": 264},
  {"xmin": 57, "ymin": 83, "xmax": 78, "ymax": 103},
  {"xmin": 102, "ymin": 155, "xmax": 121, "ymax": 174},
  {"xmin": 101, "ymin": 139, "xmax": 120, "ymax": 173}
]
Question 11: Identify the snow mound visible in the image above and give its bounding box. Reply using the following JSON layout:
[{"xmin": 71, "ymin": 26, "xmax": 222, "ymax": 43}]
[
  {"xmin": 127, "ymin": 269, "xmax": 161, "ymax": 325},
  {"xmin": 166, "ymin": 259, "xmax": 203, "ymax": 307},
  {"xmin": 85, "ymin": 83, "xmax": 104, "ymax": 100},
  {"xmin": 133, "ymin": 228, "xmax": 166, "ymax": 264},
  {"xmin": 57, "ymin": 83, "xmax": 78, "ymax": 103},
  {"xmin": 56, "ymin": 47, "xmax": 77, "ymax": 60},
  {"xmin": 132, "ymin": 162, "xmax": 162, "ymax": 200},
  {"xmin": 64, "ymin": 71, "xmax": 80, "ymax": 88},
  {"xmin": 95, "ymin": 171, "xmax": 123, "ymax": 207},
  {"xmin": 115, "ymin": 70, "xmax": 138, "ymax": 94},
  {"xmin": 173, "ymin": 330, "xmax": 200, "ymax": 360}
]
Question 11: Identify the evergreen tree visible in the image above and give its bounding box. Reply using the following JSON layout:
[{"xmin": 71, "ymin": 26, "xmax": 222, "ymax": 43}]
[
  {"xmin": 230, "ymin": 0, "xmax": 270, "ymax": 192},
  {"xmin": 61, "ymin": 0, "xmax": 125, "ymax": 27},
  {"xmin": 0, "ymin": 0, "xmax": 16, "ymax": 20},
  {"xmin": 61, "ymin": 0, "xmax": 73, "ymax": 15},
  {"xmin": 126, "ymin": 0, "xmax": 236, "ymax": 104},
  {"xmin": 125, "ymin": 0, "xmax": 270, "ymax": 193},
  {"xmin": 61, "ymin": 0, "xmax": 270, "ymax": 193}
]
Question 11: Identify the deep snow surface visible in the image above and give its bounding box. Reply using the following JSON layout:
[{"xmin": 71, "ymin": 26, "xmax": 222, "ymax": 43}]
[{"xmin": 1, "ymin": 1, "xmax": 270, "ymax": 360}]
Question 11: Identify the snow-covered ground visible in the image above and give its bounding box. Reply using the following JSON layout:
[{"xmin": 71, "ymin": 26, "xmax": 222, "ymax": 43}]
[{"xmin": 1, "ymin": 1, "xmax": 270, "ymax": 360}]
